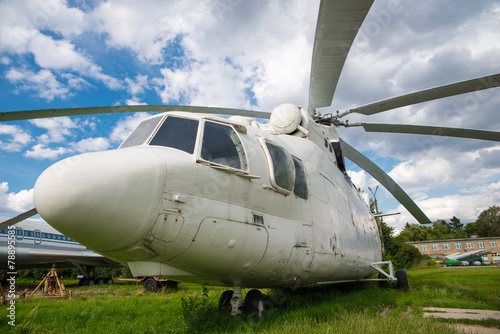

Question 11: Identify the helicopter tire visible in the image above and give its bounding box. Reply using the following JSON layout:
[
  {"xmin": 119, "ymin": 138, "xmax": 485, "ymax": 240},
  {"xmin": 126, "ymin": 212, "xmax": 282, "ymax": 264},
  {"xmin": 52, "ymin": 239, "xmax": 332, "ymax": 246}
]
[
  {"xmin": 395, "ymin": 269, "xmax": 409, "ymax": 291},
  {"xmin": 218, "ymin": 290, "xmax": 234, "ymax": 312},
  {"xmin": 244, "ymin": 289, "xmax": 264, "ymax": 317}
]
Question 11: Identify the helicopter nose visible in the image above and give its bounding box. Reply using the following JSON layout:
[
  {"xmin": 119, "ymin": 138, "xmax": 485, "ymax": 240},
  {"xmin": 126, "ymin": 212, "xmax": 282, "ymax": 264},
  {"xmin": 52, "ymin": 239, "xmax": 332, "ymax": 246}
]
[{"xmin": 34, "ymin": 148, "xmax": 166, "ymax": 252}]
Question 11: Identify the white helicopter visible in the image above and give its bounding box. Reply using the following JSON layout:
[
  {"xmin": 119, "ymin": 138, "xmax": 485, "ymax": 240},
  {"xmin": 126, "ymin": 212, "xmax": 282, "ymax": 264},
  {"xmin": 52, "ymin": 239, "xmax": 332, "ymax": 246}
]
[{"xmin": 1, "ymin": 0, "xmax": 499, "ymax": 317}]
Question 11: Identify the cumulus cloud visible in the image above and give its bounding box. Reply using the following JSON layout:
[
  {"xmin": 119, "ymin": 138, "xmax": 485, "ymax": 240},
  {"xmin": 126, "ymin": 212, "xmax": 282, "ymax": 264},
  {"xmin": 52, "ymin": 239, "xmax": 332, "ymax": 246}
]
[
  {"xmin": 24, "ymin": 144, "xmax": 69, "ymax": 160},
  {"xmin": 6, "ymin": 68, "xmax": 71, "ymax": 101},
  {"xmin": 0, "ymin": 124, "xmax": 31, "ymax": 151},
  {"xmin": 70, "ymin": 137, "xmax": 111, "ymax": 153},
  {"xmin": 385, "ymin": 180, "xmax": 500, "ymax": 232},
  {"xmin": 0, "ymin": 182, "xmax": 34, "ymax": 214},
  {"xmin": 29, "ymin": 117, "xmax": 78, "ymax": 143},
  {"xmin": 0, "ymin": 0, "xmax": 121, "ymax": 98}
]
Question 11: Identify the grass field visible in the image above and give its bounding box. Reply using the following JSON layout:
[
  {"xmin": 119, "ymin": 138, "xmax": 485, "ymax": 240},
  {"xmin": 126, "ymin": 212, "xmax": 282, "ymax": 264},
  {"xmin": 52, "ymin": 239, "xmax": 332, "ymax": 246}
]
[{"xmin": 1, "ymin": 266, "xmax": 499, "ymax": 333}]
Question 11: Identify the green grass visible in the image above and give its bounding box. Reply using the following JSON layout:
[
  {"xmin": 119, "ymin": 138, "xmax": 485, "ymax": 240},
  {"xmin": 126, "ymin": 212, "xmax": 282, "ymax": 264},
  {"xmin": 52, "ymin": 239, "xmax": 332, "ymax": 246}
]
[{"xmin": 1, "ymin": 267, "xmax": 498, "ymax": 333}]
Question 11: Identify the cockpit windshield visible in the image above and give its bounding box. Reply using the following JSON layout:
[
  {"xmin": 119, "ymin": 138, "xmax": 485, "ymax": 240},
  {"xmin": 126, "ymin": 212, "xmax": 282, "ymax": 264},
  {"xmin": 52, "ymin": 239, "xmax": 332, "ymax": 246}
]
[
  {"xmin": 149, "ymin": 117, "xmax": 199, "ymax": 154},
  {"xmin": 119, "ymin": 116, "xmax": 247, "ymax": 167},
  {"xmin": 120, "ymin": 115, "xmax": 163, "ymax": 148}
]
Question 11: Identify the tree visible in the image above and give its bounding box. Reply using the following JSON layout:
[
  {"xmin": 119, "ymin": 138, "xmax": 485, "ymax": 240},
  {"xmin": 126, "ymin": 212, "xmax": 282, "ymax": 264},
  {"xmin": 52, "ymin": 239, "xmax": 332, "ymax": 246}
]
[
  {"xmin": 368, "ymin": 198, "xmax": 426, "ymax": 269},
  {"xmin": 465, "ymin": 222, "xmax": 480, "ymax": 237},
  {"xmin": 449, "ymin": 216, "xmax": 464, "ymax": 234},
  {"xmin": 432, "ymin": 219, "xmax": 452, "ymax": 239},
  {"xmin": 475, "ymin": 206, "xmax": 500, "ymax": 237},
  {"xmin": 397, "ymin": 223, "xmax": 433, "ymax": 242}
]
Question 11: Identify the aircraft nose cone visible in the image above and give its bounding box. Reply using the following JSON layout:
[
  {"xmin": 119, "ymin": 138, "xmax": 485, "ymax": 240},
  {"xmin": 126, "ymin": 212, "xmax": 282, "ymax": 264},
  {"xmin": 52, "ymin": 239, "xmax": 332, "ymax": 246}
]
[{"xmin": 34, "ymin": 148, "xmax": 166, "ymax": 252}]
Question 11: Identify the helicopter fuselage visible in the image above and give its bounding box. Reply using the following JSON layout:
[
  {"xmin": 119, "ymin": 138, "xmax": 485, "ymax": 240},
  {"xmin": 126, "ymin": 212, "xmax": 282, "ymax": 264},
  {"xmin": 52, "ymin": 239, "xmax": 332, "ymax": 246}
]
[{"xmin": 34, "ymin": 108, "xmax": 382, "ymax": 288}]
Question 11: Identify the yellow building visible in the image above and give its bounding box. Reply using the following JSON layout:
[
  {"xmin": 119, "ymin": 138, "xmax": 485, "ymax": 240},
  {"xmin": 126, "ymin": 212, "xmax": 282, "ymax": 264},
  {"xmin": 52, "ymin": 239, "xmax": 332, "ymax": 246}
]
[{"xmin": 406, "ymin": 236, "xmax": 500, "ymax": 264}]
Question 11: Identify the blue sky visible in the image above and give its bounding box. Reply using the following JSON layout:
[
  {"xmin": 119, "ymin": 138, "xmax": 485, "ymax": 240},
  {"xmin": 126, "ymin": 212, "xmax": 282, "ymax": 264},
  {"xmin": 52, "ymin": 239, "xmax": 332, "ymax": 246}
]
[{"xmin": 1, "ymin": 0, "xmax": 499, "ymax": 232}]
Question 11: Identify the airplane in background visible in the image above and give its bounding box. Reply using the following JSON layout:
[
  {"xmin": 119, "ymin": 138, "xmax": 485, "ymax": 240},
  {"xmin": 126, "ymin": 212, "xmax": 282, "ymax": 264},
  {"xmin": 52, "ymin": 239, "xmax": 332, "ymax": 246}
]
[
  {"xmin": 0, "ymin": 215, "xmax": 121, "ymax": 285},
  {"xmin": 432, "ymin": 249, "xmax": 489, "ymax": 266}
]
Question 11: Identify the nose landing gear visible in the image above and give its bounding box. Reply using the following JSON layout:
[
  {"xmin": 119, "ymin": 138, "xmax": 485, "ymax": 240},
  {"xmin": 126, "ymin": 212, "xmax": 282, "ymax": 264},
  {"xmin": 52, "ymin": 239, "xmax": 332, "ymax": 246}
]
[{"xmin": 218, "ymin": 287, "xmax": 264, "ymax": 317}]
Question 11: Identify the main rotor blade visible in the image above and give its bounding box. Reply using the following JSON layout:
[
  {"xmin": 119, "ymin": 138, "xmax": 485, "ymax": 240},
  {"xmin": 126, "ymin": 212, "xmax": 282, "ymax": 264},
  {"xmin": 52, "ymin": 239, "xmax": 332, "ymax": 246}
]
[
  {"xmin": 340, "ymin": 73, "xmax": 500, "ymax": 117},
  {"xmin": 340, "ymin": 140, "xmax": 431, "ymax": 224},
  {"xmin": 308, "ymin": 0, "xmax": 374, "ymax": 113},
  {"xmin": 0, "ymin": 105, "xmax": 271, "ymax": 122},
  {"xmin": 352, "ymin": 123, "xmax": 500, "ymax": 142},
  {"xmin": 0, "ymin": 208, "xmax": 38, "ymax": 230}
]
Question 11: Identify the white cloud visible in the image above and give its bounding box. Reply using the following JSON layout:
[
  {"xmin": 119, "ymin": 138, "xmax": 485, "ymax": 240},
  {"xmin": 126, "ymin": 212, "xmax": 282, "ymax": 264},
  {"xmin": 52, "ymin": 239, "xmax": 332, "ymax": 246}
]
[
  {"xmin": 24, "ymin": 144, "xmax": 68, "ymax": 160},
  {"xmin": 29, "ymin": 116, "xmax": 77, "ymax": 143},
  {"xmin": 349, "ymin": 170, "xmax": 370, "ymax": 191},
  {"xmin": 70, "ymin": 137, "xmax": 111, "ymax": 153},
  {"xmin": 0, "ymin": 0, "xmax": 121, "ymax": 94},
  {"xmin": 28, "ymin": 34, "xmax": 89, "ymax": 70},
  {"xmin": 0, "ymin": 182, "xmax": 34, "ymax": 214},
  {"xmin": 88, "ymin": 0, "xmax": 212, "ymax": 64},
  {"xmin": 385, "ymin": 180, "xmax": 500, "ymax": 232},
  {"xmin": 6, "ymin": 68, "xmax": 70, "ymax": 101},
  {"xmin": 126, "ymin": 74, "xmax": 149, "ymax": 96},
  {"xmin": 0, "ymin": 124, "xmax": 31, "ymax": 151},
  {"xmin": 125, "ymin": 98, "xmax": 148, "ymax": 106},
  {"xmin": 0, "ymin": 56, "xmax": 11, "ymax": 64}
]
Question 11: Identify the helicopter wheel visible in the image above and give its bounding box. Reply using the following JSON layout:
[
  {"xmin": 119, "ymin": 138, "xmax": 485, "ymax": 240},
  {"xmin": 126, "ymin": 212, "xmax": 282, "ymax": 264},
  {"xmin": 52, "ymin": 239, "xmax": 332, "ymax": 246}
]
[
  {"xmin": 244, "ymin": 289, "xmax": 264, "ymax": 317},
  {"xmin": 218, "ymin": 290, "xmax": 234, "ymax": 312},
  {"xmin": 395, "ymin": 269, "xmax": 409, "ymax": 291}
]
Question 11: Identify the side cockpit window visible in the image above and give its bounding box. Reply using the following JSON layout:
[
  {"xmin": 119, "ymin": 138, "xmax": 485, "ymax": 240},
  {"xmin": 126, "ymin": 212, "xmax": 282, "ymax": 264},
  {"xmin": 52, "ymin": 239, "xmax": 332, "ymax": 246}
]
[
  {"xmin": 149, "ymin": 117, "xmax": 199, "ymax": 154},
  {"xmin": 263, "ymin": 141, "xmax": 295, "ymax": 194},
  {"xmin": 292, "ymin": 157, "xmax": 308, "ymax": 200},
  {"xmin": 120, "ymin": 115, "xmax": 163, "ymax": 148},
  {"xmin": 261, "ymin": 140, "xmax": 308, "ymax": 199},
  {"xmin": 200, "ymin": 121, "xmax": 247, "ymax": 170}
]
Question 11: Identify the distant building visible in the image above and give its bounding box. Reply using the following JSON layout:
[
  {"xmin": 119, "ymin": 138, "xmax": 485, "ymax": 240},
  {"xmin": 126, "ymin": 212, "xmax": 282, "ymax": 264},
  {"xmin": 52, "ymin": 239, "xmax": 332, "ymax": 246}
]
[{"xmin": 406, "ymin": 237, "xmax": 500, "ymax": 264}]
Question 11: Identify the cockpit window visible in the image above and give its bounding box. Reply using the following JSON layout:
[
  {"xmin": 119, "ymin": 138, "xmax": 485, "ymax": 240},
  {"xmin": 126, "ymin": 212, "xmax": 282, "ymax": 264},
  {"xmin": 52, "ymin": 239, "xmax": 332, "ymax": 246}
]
[
  {"xmin": 200, "ymin": 121, "xmax": 247, "ymax": 170},
  {"xmin": 292, "ymin": 157, "xmax": 308, "ymax": 200},
  {"xmin": 149, "ymin": 116, "xmax": 199, "ymax": 154},
  {"xmin": 120, "ymin": 115, "xmax": 163, "ymax": 148},
  {"xmin": 264, "ymin": 141, "xmax": 295, "ymax": 193}
]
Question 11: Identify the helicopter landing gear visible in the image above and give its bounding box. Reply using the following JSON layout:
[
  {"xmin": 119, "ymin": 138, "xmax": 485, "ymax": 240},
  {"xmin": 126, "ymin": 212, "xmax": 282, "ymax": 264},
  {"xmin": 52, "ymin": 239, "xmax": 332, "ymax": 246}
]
[{"xmin": 218, "ymin": 287, "xmax": 264, "ymax": 317}]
